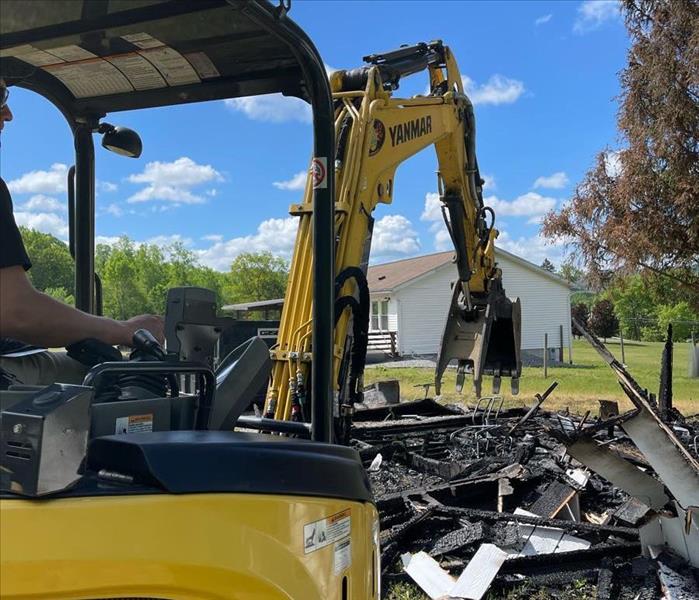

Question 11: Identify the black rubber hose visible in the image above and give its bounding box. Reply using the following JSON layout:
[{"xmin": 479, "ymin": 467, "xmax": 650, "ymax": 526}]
[{"xmin": 335, "ymin": 267, "xmax": 371, "ymax": 402}]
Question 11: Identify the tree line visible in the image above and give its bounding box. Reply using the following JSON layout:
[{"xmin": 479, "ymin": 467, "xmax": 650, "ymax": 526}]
[
  {"xmin": 549, "ymin": 259, "xmax": 699, "ymax": 343},
  {"xmin": 20, "ymin": 227, "xmax": 288, "ymax": 319}
]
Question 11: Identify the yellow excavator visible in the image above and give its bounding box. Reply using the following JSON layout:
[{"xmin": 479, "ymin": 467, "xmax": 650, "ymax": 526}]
[
  {"xmin": 268, "ymin": 40, "xmax": 521, "ymax": 440},
  {"xmin": 0, "ymin": 2, "xmax": 520, "ymax": 598},
  {"xmin": 1, "ymin": 2, "xmax": 378, "ymax": 599}
]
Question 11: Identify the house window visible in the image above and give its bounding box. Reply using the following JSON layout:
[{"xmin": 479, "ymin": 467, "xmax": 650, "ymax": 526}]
[{"xmin": 371, "ymin": 300, "xmax": 390, "ymax": 331}]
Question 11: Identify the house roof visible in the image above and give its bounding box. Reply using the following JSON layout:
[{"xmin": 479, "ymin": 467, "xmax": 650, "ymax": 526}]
[{"xmin": 367, "ymin": 248, "xmax": 573, "ymax": 293}]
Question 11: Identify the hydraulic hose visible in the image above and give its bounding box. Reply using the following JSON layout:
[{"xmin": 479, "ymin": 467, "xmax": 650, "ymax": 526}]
[{"xmin": 334, "ymin": 267, "xmax": 371, "ymax": 404}]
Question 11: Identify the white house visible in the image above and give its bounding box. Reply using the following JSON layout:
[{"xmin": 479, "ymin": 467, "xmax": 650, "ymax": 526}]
[{"xmin": 367, "ymin": 249, "xmax": 573, "ymax": 363}]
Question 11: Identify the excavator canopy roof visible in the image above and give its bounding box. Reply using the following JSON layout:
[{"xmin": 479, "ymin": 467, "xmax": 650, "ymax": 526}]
[
  {"xmin": 0, "ymin": 0, "xmax": 308, "ymax": 119},
  {"xmin": 0, "ymin": 0, "xmax": 337, "ymax": 443}
]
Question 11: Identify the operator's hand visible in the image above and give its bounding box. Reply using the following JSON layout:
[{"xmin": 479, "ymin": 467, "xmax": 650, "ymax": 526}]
[{"xmin": 122, "ymin": 314, "xmax": 165, "ymax": 346}]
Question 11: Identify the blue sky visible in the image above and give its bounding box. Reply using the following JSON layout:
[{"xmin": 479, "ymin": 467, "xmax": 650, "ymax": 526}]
[{"xmin": 0, "ymin": 0, "xmax": 628, "ymax": 270}]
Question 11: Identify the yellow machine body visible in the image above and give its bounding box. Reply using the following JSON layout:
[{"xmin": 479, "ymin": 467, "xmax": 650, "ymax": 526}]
[{"xmin": 1, "ymin": 492, "xmax": 380, "ymax": 599}]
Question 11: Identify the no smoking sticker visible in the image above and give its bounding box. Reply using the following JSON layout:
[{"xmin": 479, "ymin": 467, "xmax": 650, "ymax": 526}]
[
  {"xmin": 303, "ymin": 509, "xmax": 351, "ymax": 554},
  {"xmin": 311, "ymin": 157, "xmax": 327, "ymax": 189}
]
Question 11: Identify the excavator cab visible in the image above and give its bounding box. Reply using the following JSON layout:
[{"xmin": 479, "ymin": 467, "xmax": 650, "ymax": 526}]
[{"xmin": 0, "ymin": 2, "xmax": 379, "ymax": 598}]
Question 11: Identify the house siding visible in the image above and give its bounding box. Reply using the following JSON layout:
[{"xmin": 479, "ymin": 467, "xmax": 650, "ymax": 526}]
[
  {"xmin": 394, "ymin": 265, "xmax": 456, "ymax": 355},
  {"xmin": 497, "ymin": 253, "xmax": 572, "ymax": 355},
  {"xmin": 391, "ymin": 253, "xmax": 571, "ymax": 356}
]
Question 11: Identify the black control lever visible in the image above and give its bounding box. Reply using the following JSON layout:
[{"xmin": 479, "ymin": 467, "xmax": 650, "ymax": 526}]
[{"xmin": 132, "ymin": 329, "xmax": 166, "ymax": 361}]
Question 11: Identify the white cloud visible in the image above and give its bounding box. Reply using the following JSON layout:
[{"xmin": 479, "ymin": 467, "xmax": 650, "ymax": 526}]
[
  {"xmin": 462, "ymin": 75, "xmax": 525, "ymax": 106},
  {"xmin": 129, "ymin": 186, "xmax": 204, "ymax": 204},
  {"xmin": 96, "ymin": 235, "xmax": 122, "ymax": 246},
  {"xmin": 370, "ymin": 214, "xmax": 421, "ymax": 260},
  {"xmin": 434, "ymin": 227, "xmax": 452, "ymax": 251},
  {"xmin": 224, "ymin": 94, "xmax": 312, "ymax": 123},
  {"xmin": 105, "ymin": 203, "xmax": 123, "ymax": 217},
  {"xmin": 535, "ymin": 14, "xmax": 553, "ymax": 26},
  {"xmin": 127, "ymin": 157, "xmax": 223, "ymax": 204},
  {"xmin": 146, "ymin": 234, "xmax": 193, "ymax": 248},
  {"xmin": 533, "ymin": 171, "xmax": 569, "ymax": 189},
  {"xmin": 485, "ymin": 192, "xmax": 557, "ymax": 217},
  {"xmin": 7, "ymin": 163, "xmax": 69, "ymax": 194},
  {"xmin": 574, "ymin": 1, "xmax": 620, "ymax": 34},
  {"xmin": 98, "ymin": 180, "xmax": 118, "ymax": 193},
  {"xmin": 482, "ymin": 174, "xmax": 496, "ymax": 190},
  {"xmin": 197, "ymin": 217, "xmax": 298, "ymax": 271},
  {"xmin": 201, "ymin": 234, "xmax": 223, "ymax": 242},
  {"xmin": 604, "ymin": 150, "xmax": 622, "ymax": 177},
  {"xmin": 20, "ymin": 194, "xmax": 65, "ymax": 212},
  {"xmin": 421, "ymin": 193, "xmax": 455, "ymax": 251},
  {"xmin": 420, "ymin": 192, "xmax": 442, "ymax": 223},
  {"xmin": 497, "ymin": 231, "xmax": 565, "ymax": 266},
  {"xmin": 14, "ymin": 211, "xmax": 68, "ymax": 239},
  {"xmin": 273, "ymin": 170, "xmax": 308, "ymax": 191}
]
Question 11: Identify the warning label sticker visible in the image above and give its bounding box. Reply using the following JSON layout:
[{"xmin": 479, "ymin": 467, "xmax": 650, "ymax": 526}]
[
  {"xmin": 115, "ymin": 414, "xmax": 154, "ymax": 435},
  {"xmin": 311, "ymin": 157, "xmax": 328, "ymax": 189},
  {"xmin": 45, "ymin": 45, "xmax": 97, "ymax": 62},
  {"xmin": 44, "ymin": 60, "xmax": 133, "ymax": 97},
  {"xmin": 121, "ymin": 32, "xmax": 165, "ymax": 50},
  {"xmin": 0, "ymin": 45, "xmax": 36, "ymax": 58},
  {"xmin": 334, "ymin": 539, "xmax": 352, "ymax": 575},
  {"xmin": 304, "ymin": 509, "xmax": 351, "ymax": 554},
  {"xmin": 106, "ymin": 53, "xmax": 166, "ymax": 90},
  {"xmin": 138, "ymin": 47, "xmax": 200, "ymax": 86},
  {"xmin": 13, "ymin": 47, "xmax": 65, "ymax": 67},
  {"xmin": 185, "ymin": 52, "xmax": 220, "ymax": 79}
]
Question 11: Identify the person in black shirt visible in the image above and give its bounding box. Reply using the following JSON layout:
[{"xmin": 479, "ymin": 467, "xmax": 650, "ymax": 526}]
[{"xmin": 0, "ymin": 77, "xmax": 164, "ymax": 385}]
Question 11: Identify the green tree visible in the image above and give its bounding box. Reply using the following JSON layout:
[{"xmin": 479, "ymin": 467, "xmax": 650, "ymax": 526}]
[
  {"xmin": 224, "ymin": 252, "xmax": 288, "ymax": 304},
  {"xmin": 97, "ymin": 237, "xmax": 230, "ymax": 319},
  {"xmin": 589, "ymin": 299, "xmax": 619, "ymax": 342},
  {"xmin": 540, "ymin": 258, "xmax": 556, "ymax": 273},
  {"xmin": 43, "ymin": 286, "xmax": 75, "ymax": 305},
  {"xmin": 607, "ymin": 275, "xmax": 657, "ymax": 340},
  {"xmin": 656, "ymin": 302, "xmax": 699, "ymax": 342},
  {"xmin": 19, "ymin": 227, "xmax": 74, "ymax": 296},
  {"xmin": 99, "ymin": 237, "xmax": 150, "ymax": 319},
  {"xmin": 558, "ymin": 262, "xmax": 584, "ymax": 286}
]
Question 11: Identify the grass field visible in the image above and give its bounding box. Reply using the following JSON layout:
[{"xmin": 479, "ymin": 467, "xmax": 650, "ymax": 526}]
[{"xmin": 364, "ymin": 339, "xmax": 698, "ymax": 415}]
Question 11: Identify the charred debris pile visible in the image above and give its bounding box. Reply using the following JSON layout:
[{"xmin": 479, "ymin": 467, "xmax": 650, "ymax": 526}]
[{"xmin": 351, "ymin": 325, "xmax": 698, "ymax": 599}]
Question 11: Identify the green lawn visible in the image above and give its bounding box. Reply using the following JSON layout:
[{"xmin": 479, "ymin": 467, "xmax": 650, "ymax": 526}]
[{"xmin": 364, "ymin": 339, "xmax": 698, "ymax": 415}]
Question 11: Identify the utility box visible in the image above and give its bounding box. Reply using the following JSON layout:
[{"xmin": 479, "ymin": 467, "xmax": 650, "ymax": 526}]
[{"xmin": 1, "ymin": 384, "xmax": 92, "ymax": 496}]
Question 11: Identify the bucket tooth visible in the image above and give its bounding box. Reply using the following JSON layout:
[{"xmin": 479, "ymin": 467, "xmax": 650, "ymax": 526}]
[
  {"xmin": 456, "ymin": 362, "xmax": 466, "ymax": 393},
  {"xmin": 492, "ymin": 375, "xmax": 501, "ymax": 395},
  {"xmin": 511, "ymin": 377, "xmax": 519, "ymax": 395}
]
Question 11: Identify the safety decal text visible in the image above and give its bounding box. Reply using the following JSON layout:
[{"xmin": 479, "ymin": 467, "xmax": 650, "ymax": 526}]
[{"xmin": 303, "ymin": 508, "xmax": 351, "ymax": 554}]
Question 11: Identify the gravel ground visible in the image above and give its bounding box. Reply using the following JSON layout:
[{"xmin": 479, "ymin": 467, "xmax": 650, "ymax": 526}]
[{"xmin": 366, "ymin": 358, "xmax": 438, "ymax": 369}]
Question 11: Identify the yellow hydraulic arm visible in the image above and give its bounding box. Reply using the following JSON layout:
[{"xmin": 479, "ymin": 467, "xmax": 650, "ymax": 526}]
[{"xmin": 265, "ymin": 41, "xmax": 521, "ymax": 431}]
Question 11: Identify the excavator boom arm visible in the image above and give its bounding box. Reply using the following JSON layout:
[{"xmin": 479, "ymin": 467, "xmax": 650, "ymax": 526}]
[{"xmin": 266, "ymin": 42, "xmax": 521, "ymax": 431}]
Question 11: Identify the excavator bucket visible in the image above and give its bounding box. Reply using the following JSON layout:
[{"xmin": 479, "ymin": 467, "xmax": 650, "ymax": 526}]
[{"xmin": 435, "ymin": 280, "xmax": 521, "ymax": 398}]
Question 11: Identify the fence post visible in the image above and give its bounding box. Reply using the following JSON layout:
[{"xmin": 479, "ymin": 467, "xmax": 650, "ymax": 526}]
[
  {"xmin": 619, "ymin": 330, "xmax": 626, "ymax": 365},
  {"xmin": 390, "ymin": 331, "xmax": 397, "ymax": 357},
  {"xmin": 544, "ymin": 333, "xmax": 548, "ymax": 378}
]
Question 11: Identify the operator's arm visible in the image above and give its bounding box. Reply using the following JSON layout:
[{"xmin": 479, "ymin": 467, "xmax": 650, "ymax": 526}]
[{"xmin": 0, "ymin": 265, "xmax": 163, "ymax": 347}]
